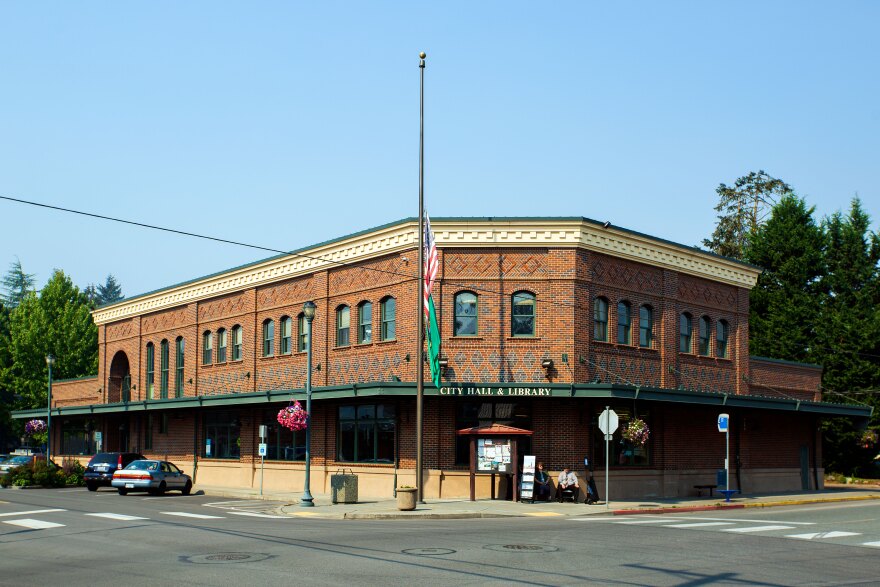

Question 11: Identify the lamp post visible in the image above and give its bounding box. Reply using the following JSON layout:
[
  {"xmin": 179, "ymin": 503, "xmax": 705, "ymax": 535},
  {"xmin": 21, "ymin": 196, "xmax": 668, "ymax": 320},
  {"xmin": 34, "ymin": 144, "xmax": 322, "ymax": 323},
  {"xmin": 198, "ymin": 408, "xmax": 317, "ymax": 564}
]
[
  {"xmin": 46, "ymin": 354, "xmax": 55, "ymax": 462},
  {"xmin": 300, "ymin": 300, "xmax": 317, "ymax": 507}
]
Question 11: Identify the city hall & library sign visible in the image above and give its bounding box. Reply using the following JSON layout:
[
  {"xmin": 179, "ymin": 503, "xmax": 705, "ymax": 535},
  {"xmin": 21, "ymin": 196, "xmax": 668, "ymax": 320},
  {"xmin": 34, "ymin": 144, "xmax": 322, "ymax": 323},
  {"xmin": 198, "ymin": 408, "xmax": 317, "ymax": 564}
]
[{"xmin": 438, "ymin": 385, "xmax": 553, "ymax": 397}]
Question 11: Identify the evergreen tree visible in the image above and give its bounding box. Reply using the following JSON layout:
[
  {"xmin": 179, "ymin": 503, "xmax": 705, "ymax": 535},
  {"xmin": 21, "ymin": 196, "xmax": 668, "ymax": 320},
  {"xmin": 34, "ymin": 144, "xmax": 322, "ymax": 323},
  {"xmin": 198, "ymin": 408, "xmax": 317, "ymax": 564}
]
[
  {"xmin": 8, "ymin": 270, "xmax": 98, "ymax": 411},
  {"xmin": 704, "ymin": 171, "xmax": 793, "ymax": 260},
  {"xmin": 1, "ymin": 257, "xmax": 36, "ymax": 308},
  {"xmin": 96, "ymin": 274, "xmax": 123, "ymax": 305},
  {"xmin": 82, "ymin": 284, "xmax": 99, "ymax": 308},
  {"xmin": 746, "ymin": 194, "xmax": 824, "ymax": 363}
]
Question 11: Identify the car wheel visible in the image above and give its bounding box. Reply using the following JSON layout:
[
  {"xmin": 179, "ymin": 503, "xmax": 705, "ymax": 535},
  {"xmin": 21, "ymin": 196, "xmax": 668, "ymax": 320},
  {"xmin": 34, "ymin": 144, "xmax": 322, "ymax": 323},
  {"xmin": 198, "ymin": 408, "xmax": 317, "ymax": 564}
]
[
  {"xmin": 86, "ymin": 483, "xmax": 98, "ymax": 492},
  {"xmin": 182, "ymin": 481, "xmax": 192, "ymax": 495},
  {"xmin": 158, "ymin": 481, "xmax": 167, "ymax": 495},
  {"xmin": 117, "ymin": 488, "xmax": 128, "ymax": 496}
]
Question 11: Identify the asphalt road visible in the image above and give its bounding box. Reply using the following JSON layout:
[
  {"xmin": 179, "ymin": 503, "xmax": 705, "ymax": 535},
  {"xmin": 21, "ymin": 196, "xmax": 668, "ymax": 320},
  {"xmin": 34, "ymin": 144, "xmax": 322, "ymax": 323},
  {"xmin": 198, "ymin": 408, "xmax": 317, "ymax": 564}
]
[{"xmin": 2, "ymin": 487, "xmax": 880, "ymax": 586}]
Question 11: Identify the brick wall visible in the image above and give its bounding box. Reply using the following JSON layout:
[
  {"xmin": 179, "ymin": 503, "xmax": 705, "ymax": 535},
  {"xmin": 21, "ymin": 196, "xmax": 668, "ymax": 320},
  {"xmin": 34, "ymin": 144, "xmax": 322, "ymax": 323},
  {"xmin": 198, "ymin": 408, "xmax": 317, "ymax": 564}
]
[{"xmin": 51, "ymin": 376, "xmax": 100, "ymax": 407}]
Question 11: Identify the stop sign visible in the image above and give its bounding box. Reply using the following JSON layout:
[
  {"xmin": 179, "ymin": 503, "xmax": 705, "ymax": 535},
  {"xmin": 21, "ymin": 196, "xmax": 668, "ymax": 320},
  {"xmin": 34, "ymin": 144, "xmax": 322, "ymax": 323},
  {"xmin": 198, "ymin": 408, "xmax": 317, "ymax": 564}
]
[{"xmin": 599, "ymin": 408, "xmax": 618, "ymax": 435}]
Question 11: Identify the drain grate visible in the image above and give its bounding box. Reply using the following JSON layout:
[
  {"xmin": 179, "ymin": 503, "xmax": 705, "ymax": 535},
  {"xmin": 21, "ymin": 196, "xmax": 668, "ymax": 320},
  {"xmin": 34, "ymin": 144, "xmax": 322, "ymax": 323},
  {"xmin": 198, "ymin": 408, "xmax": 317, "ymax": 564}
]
[
  {"xmin": 484, "ymin": 544, "xmax": 559, "ymax": 553},
  {"xmin": 181, "ymin": 552, "xmax": 273, "ymax": 565},
  {"xmin": 402, "ymin": 548, "xmax": 456, "ymax": 556}
]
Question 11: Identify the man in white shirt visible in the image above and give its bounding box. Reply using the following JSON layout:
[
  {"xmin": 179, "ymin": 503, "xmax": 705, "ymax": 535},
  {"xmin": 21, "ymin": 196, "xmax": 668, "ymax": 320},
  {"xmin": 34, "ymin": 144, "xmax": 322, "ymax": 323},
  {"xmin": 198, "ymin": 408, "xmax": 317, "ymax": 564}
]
[{"xmin": 555, "ymin": 467, "xmax": 579, "ymax": 502}]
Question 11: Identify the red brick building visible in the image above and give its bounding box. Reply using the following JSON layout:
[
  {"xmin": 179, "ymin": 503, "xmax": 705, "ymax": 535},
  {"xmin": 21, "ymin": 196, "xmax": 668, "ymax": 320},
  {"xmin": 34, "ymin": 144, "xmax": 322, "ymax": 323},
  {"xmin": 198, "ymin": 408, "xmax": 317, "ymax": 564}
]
[{"xmin": 16, "ymin": 217, "xmax": 869, "ymax": 500}]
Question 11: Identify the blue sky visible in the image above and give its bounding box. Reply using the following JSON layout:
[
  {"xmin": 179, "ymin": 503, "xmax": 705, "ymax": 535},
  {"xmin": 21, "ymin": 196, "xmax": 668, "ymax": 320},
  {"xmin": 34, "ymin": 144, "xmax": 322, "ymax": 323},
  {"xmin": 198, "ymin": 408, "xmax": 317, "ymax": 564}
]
[{"xmin": 1, "ymin": 2, "xmax": 878, "ymax": 298}]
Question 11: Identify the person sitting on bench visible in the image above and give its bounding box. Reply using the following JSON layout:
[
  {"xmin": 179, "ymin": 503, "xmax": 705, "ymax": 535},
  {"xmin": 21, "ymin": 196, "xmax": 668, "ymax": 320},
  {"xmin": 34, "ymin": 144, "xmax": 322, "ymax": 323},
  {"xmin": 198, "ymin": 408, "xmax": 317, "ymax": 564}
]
[
  {"xmin": 555, "ymin": 467, "xmax": 580, "ymax": 502},
  {"xmin": 534, "ymin": 462, "xmax": 551, "ymax": 501}
]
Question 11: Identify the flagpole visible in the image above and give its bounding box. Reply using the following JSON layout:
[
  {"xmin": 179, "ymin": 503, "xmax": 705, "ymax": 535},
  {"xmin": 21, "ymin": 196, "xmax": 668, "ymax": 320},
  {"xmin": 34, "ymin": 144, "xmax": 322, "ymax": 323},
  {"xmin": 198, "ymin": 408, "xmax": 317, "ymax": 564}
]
[{"xmin": 416, "ymin": 50, "xmax": 426, "ymax": 504}]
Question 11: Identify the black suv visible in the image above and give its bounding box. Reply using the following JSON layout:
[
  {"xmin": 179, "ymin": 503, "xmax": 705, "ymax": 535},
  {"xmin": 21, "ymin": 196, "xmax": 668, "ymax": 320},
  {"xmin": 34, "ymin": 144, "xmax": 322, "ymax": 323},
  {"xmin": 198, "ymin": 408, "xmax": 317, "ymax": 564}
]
[{"xmin": 84, "ymin": 452, "xmax": 145, "ymax": 491}]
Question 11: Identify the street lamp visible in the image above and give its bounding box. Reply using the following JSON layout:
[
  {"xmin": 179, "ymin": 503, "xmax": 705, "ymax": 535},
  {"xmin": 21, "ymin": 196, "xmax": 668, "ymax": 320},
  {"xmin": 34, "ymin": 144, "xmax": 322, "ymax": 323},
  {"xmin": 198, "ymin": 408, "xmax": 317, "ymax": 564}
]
[
  {"xmin": 300, "ymin": 300, "xmax": 317, "ymax": 507},
  {"xmin": 46, "ymin": 354, "xmax": 55, "ymax": 463}
]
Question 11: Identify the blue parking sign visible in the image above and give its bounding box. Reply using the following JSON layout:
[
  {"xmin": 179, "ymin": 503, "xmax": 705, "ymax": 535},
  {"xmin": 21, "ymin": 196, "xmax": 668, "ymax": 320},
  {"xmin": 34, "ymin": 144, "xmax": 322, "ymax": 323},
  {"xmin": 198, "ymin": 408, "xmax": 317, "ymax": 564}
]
[{"xmin": 717, "ymin": 413, "xmax": 729, "ymax": 433}]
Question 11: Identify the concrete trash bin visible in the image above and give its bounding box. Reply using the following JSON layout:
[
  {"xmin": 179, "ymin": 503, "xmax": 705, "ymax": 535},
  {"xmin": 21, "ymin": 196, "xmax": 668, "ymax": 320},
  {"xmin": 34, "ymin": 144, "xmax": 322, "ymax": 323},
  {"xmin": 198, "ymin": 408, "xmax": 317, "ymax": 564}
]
[{"xmin": 331, "ymin": 469, "xmax": 358, "ymax": 504}]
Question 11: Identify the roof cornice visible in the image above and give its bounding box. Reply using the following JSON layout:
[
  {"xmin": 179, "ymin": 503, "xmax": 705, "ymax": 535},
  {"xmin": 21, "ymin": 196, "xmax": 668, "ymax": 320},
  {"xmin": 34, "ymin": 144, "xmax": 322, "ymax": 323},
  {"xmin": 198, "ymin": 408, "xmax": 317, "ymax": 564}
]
[{"xmin": 93, "ymin": 218, "xmax": 760, "ymax": 325}]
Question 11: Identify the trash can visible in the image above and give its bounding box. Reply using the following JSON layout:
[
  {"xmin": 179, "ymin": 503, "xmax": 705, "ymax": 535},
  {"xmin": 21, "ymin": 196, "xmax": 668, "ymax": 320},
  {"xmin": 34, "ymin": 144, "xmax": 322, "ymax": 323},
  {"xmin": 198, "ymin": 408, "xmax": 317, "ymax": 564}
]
[
  {"xmin": 331, "ymin": 468, "xmax": 358, "ymax": 504},
  {"xmin": 716, "ymin": 469, "xmax": 727, "ymax": 490}
]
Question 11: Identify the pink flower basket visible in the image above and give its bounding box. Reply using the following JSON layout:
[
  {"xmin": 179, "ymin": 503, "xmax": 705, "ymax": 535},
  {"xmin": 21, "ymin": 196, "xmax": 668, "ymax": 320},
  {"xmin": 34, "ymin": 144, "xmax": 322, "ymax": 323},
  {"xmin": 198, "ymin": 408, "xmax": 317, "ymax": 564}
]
[{"xmin": 277, "ymin": 401, "xmax": 309, "ymax": 432}]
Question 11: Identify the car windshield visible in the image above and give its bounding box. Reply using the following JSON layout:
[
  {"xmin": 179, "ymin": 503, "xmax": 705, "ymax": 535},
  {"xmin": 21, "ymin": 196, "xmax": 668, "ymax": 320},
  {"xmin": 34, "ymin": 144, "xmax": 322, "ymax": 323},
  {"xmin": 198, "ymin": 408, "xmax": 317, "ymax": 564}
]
[
  {"xmin": 126, "ymin": 461, "xmax": 160, "ymax": 471},
  {"xmin": 8, "ymin": 456, "xmax": 31, "ymax": 465}
]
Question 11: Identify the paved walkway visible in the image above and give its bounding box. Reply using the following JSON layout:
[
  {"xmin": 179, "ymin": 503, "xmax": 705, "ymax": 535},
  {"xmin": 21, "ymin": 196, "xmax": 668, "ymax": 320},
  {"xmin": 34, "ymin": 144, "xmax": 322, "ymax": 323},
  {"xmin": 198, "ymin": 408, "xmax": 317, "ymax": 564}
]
[{"xmin": 195, "ymin": 482, "xmax": 880, "ymax": 520}]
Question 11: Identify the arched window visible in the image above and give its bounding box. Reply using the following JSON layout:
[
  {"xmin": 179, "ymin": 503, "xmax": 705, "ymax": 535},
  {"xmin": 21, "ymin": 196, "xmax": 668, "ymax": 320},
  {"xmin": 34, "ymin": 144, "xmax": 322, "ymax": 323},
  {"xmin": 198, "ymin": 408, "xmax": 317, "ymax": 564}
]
[
  {"xmin": 358, "ymin": 301, "xmax": 373, "ymax": 344},
  {"xmin": 202, "ymin": 331, "xmax": 212, "ymax": 365},
  {"xmin": 280, "ymin": 316, "xmax": 292, "ymax": 354},
  {"xmin": 454, "ymin": 291, "xmax": 478, "ymax": 336},
  {"xmin": 679, "ymin": 313, "xmax": 692, "ymax": 353},
  {"xmin": 231, "ymin": 325, "xmax": 242, "ymax": 361},
  {"xmin": 381, "ymin": 297, "xmax": 396, "ymax": 341},
  {"xmin": 146, "ymin": 343, "xmax": 155, "ymax": 400},
  {"xmin": 593, "ymin": 297, "xmax": 609, "ymax": 342},
  {"xmin": 217, "ymin": 328, "xmax": 227, "ymax": 363},
  {"xmin": 262, "ymin": 319, "xmax": 275, "ymax": 357},
  {"xmin": 160, "ymin": 340, "xmax": 169, "ymax": 399},
  {"xmin": 698, "ymin": 316, "xmax": 711, "ymax": 356},
  {"xmin": 336, "ymin": 305, "xmax": 350, "ymax": 347},
  {"xmin": 639, "ymin": 305, "xmax": 653, "ymax": 348},
  {"xmin": 175, "ymin": 336, "xmax": 185, "ymax": 397},
  {"xmin": 717, "ymin": 319, "xmax": 729, "ymax": 358},
  {"xmin": 617, "ymin": 301, "xmax": 632, "ymax": 345},
  {"xmin": 297, "ymin": 313, "xmax": 307, "ymax": 352},
  {"xmin": 511, "ymin": 291, "xmax": 536, "ymax": 337}
]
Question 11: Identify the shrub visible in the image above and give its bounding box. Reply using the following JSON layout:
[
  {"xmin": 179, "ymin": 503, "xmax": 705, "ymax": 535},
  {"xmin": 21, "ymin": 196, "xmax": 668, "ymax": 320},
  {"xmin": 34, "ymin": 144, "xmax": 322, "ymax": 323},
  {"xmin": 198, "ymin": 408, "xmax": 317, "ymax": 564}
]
[
  {"xmin": 31, "ymin": 460, "xmax": 65, "ymax": 488},
  {"xmin": 62, "ymin": 459, "xmax": 86, "ymax": 486}
]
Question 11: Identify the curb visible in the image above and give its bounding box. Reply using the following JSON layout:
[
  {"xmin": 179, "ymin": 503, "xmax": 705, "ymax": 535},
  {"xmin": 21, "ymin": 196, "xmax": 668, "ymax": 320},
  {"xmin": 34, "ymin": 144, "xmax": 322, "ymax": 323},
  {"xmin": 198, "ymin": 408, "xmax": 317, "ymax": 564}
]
[
  {"xmin": 612, "ymin": 493, "xmax": 880, "ymax": 515},
  {"xmin": 742, "ymin": 494, "xmax": 880, "ymax": 508},
  {"xmin": 613, "ymin": 504, "xmax": 744, "ymax": 515}
]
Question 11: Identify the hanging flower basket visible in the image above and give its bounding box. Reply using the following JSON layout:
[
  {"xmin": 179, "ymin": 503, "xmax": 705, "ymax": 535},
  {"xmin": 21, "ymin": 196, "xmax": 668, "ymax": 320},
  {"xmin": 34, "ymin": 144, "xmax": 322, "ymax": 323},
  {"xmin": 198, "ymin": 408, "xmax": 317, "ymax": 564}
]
[
  {"xmin": 277, "ymin": 401, "xmax": 309, "ymax": 432},
  {"xmin": 24, "ymin": 419, "xmax": 47, "ymax": 437},
  {"xmin": 622, "ymin": 418, "xmax": 650, "ymax": 446}
]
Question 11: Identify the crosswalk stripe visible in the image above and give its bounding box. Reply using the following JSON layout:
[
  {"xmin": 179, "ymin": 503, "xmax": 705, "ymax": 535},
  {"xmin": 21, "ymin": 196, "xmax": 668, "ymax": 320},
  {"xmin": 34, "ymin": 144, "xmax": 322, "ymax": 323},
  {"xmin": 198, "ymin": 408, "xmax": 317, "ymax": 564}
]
[
  {"xmin": 664, "ymin": 522, "xmax": 735, "ymax": 528},
  {"xmin": 0, "ymin": 509, "xmax": 65, "ymax": 517},
  {"xmin": 724, "ymin": 525, "xmax": 794, "ymax": 533},
  {"xmin": 567, "ymin": 517, "xmax": 621, "ymax": 522},
  {"xmin": 3, "ymin": 518, "xmax": 65, "ymax": 529},
  {"xmin": 863, "ymin": 541, "xmax": 880, "ymax": 548},
  {"xmin": 86, "ymin": 513, "xmax": 149, "ymax": 521},
  {"xmin": 161, "ymin": 512, "xmax": 225, "ymax": 519},
  {"xmin": 229, "ymin": 511, "xmax": 287, "ymax": 519},
  {"xmin": 616, "ymin": 519, "xmax": 681, "ymax": 525},
  {"xmin": 786, "ymin": 531, "xmax": 860, "ymax": 540}
]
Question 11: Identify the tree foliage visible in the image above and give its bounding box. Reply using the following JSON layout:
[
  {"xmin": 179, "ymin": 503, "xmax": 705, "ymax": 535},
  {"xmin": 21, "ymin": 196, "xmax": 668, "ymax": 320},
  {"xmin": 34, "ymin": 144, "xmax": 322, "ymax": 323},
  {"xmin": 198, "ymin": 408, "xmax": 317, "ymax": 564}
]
[
  {"xmin": 1, "ymin": 257, "xmax": 36, "ymax": 308},
  {"xmin": 8, "ymin": 270, "xmax": 98, "ymax": 411},
  {"xmin": 704, "ymin": 171, "xmax": 793, "ymax": 260},
  {"xmin": 96, "ymin": 274, "xmax": 123, "ymax": 305}
]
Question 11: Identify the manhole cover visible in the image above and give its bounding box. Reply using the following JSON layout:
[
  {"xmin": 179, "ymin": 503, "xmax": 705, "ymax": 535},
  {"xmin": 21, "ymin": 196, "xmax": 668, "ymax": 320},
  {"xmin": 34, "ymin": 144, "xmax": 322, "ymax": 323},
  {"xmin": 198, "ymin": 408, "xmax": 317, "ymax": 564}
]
[
  {"xmin": 180, "ymin": 553, "xmax": 273, "ymax": 564},
  {"xmin": 402, "ymin": 548, "xmax": 456, "ymax": 556},
  {"xmin": 484, "ymin": 544, "xmax": 559, "ymax": 553}
]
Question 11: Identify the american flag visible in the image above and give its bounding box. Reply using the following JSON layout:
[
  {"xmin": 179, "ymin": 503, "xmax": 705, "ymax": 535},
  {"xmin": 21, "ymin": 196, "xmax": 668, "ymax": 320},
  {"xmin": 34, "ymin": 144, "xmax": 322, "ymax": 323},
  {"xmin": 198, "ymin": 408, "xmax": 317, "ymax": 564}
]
[{"xmin": 423, "ymin": 212, "xmax": 438, "ymax": 319}]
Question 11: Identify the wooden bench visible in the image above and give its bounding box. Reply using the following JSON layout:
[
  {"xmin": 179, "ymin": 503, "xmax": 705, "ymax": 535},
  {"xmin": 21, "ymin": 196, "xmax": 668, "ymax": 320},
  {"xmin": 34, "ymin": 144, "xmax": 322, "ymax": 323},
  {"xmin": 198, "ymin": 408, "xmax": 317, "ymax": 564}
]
[{"xmin": 693, "ymin": 484, "xmax": 717, "ymax": 497}]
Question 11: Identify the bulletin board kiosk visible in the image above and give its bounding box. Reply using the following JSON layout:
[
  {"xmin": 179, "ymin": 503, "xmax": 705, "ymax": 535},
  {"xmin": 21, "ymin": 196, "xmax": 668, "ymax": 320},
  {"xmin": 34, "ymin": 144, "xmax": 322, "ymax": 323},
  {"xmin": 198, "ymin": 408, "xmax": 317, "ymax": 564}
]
[{"xmin": 457, "ymin": 423, "xmax": 534, "ymax": 502}]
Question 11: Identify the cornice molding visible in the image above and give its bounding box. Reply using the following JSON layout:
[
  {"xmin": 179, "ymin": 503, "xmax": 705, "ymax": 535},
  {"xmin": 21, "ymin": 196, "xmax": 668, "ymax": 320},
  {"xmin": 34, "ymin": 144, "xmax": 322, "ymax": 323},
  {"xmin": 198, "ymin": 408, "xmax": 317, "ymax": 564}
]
[{"xmin": 93, "ymin": 219, "xmax": 760, "ymax": 325}]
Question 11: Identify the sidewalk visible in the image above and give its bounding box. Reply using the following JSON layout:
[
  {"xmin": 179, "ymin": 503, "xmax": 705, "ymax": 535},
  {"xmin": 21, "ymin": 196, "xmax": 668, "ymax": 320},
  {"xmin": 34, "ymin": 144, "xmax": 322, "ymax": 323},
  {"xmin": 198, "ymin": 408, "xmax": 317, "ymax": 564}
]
[{"xmin": 195, "ymin": 483, "xmax": 880, "ymax": 520}]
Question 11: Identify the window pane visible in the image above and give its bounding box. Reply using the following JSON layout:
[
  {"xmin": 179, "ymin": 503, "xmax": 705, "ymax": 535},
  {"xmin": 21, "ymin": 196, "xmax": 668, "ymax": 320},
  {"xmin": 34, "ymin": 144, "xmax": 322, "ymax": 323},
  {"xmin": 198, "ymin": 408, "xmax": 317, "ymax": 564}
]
[
  {"xmin": 698, "ymin": 317, "xmax": 710, "ymax": 355},
  {"xmin": 359, "ymin": 302, "xmax": 372, "ymax": 344},
  {"xmin": 594, "ymin": 298, "xmax": 608, "ymax": 342},
  {"xmin": 281, "ymin": 317, "xmax": 292, "ymax": 354},
  {"xmin": 512, "ymin": 292, "xmax": 535, "ymax": 336},
  {"xmin": 146, "ymin": 344, "xmax": 155, "ymax": 399},
  {"xmin": 160, "ymin": 341, "xmax": 169, "ymax": 398},
  {"xmin": 176, "ymin": 338, "xmax": 184, "ymax": 397},
  {"xmin": 202, "ymin": 332, "xmax": 212, "ymax": 365},
  {"xmin": 617, "ymin": 302, "xmax": 631, "ymax": 345},
  {"xmin": 680, "ymin": 314, "xmax": 691, "ymax": 353},
  {"xmin": 376, "ymin": 421, "xmax": 395, "ymax": 463},
  {"xmin": 263, "ymin": 320, "xmax": 274, "ymax": 357},
  {"xmin": 717, "ymin": 320, "xmax": 729, "ymax": 358},
  {"xmin": 337, "ymin": 306, "xmax": 350, "ymax": 346},
  {"xmin": 298, "ymin": 314, "xmax": 307, "ymax": 352},
  {"xmin": 381, "ymin": 298, "xmax": 396, "ymax": 341},
  {"xmin": 357, "ymin": 404, "xmax": 375, "ymax": 420},
  {"xmin": 232, "ymin": 326, "xmax": 242, "ymax": 361},
  {"xmin": 454, "ymin": 292, "xmax": 478, "ymax": 336},
  {"xmin": 338, "ymin": 421, "xmax": 355, "ymax": 461},
  {"xmin": 357, "ymin": 422, "xmax": 376, "ymax": 461},
  {"xmin": 639, "ymin": 306, "xmax": 653, "ymax": 348}
]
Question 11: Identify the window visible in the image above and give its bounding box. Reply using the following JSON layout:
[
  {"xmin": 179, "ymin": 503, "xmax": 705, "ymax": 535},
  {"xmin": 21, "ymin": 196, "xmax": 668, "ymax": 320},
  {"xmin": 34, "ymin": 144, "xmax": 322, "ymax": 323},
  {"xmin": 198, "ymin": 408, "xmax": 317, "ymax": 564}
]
[
  {"xmin": 617, "ymin": 301, "xmax": 631, "ymax": 345},
  {"xmin": 262, "ymin": 319, "xmax": 274, "ymax": 357},
  {"xmin": 455, "ymin": 401, "xmax": 532, "ymax": 465},
  {"xmin": 592, "ymin": 407, "xmax": 650, "ymax": 466},
  {"xmin": 260, "ymin": 410, "xmax": 305, "ymax": 460},
  {"xmin": 160, "ymin": 340, "xmax": 169, "ymax": 399},
  {"xmin": 337, "ymin": 404, "xmax": 396, "ymax": 463},
  {"xmin": 679, "ymin": 313, "xmax": 692, "ymax": 353},
  {"xmin": 280, "ymin": 316, "xmax": 292, "ymax": 354},
  {"xmin": 175, "ymin": 337, "xmax": 185, "ymax": 397},
  {"xmin": 202, "ymin": 411, "xmax": 241, "ymax": 459},
  {"xmin": 217, "ymin": 328, "xmax": 227, "ymax": 363},
  {"xmin": 144, "ymin": 414, "xmax": 153, "ymax": 450},
  {"xmin": 60, "ymin": 421, "xmax": 96, "ymax": 455},
  {"xmin": 146, "ymin": 343, "xmax": 155, "ymax": 400},
  {"xmin": 381, "ymin": 297, "xmax": 396, "ymax": 341},
  {"xmin": 297, "ymin": 313, "xmax": 307, "ymax": 352},
  {"xmin": 202, "ymin": 331, "xmax": 212, "ymax": 365},
  {"xmin": 232, "ymin": 325, "xmax": 242, "ymax": 361},
  {"xmin": 336, "ymin": 305, "xmax": 350, "ymax": 347},
  {"xmin": 639, "ymin": 305, "xmax": 654, "ymax": 348},
  {"xmin": 593, "ymin": 297, "xmax": 609, "ymax": 342},
  {"xmin": 511, "ymin": 291, "xmax": 535, "ymax": 337},
  {"xmin": 358, "ymin": 302, "xmax": 372, "ymax": 344},
  {"xmin": 717, "ymin": 319, "xmax": 729, "ymax": 358},
  {"xmin": 454, "ymin": 292, "xmax": 478, "ymax": 336},
  {"xmin": 698, "ymin": 316, "xmax": 711, "ymax": 356}
]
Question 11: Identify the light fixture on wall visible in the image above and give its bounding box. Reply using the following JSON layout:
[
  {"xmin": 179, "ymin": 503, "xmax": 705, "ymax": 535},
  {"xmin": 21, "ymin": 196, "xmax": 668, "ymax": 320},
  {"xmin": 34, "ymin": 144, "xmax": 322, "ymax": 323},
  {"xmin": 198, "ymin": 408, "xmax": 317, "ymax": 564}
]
[
  {"xmin": 541, "ymin": 359, "xmax": 554, "ymax": 370},
  {"xmin": 438, "ymin": 356, "xmax": 448, "ymax": 375}
]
